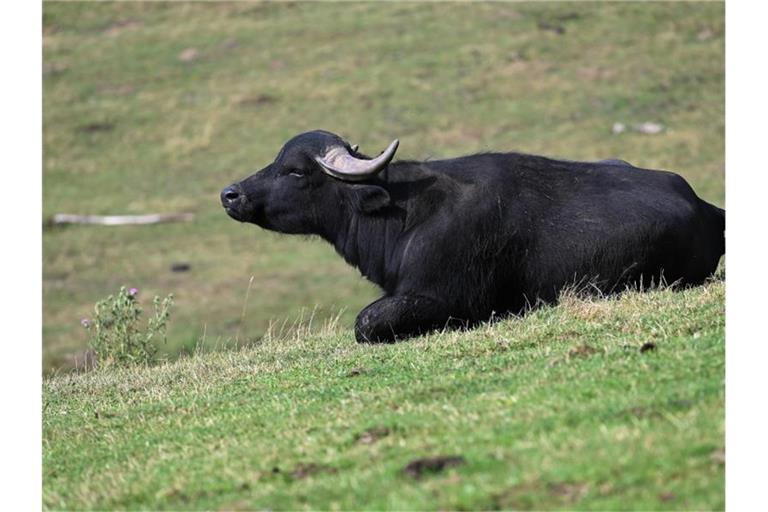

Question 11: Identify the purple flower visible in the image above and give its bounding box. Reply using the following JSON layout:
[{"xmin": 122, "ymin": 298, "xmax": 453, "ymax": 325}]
[
  {"xmin": 80, "ymin": 318, "xmax": 90, "ymax": 328},
  {"xmin": 129, "ymin": 288, "xmax": 138, "ymax": 297}
]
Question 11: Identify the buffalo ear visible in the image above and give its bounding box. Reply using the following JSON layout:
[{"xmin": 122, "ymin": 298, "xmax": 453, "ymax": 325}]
[{"xmin": 350, "ymin": 184, "xmax": 391, "ymax": 213}]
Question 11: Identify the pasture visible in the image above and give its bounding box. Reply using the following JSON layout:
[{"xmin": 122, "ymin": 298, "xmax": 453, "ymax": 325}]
[
  {"xmin": 44, "ymin": 282, "xmax": 724, "ymax": 509},
  {"xmin": 43, "ymin": 2, "xmax": 724, "ymax": 509}
]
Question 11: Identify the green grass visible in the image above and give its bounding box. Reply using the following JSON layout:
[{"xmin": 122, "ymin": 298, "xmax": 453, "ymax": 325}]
[
  {"xmin": 43, "ymin": 2, "xmax": 725, "ymax": 509},
  {"xmin": 43, "ymin": 1, "xmax": 724, "ymax": 370},
  {"xmin": 43, "ymin": 280, "xmax": 725, "ymax": 510}
]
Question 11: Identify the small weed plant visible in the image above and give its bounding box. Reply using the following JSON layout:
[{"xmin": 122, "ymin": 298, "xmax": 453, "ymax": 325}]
[{"xmin": 81, "ymin": 287, "xmax": 174, "ymax": 369}]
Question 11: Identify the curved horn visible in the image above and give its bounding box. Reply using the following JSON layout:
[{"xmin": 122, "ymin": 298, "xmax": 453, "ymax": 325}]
[{"xmin": 316, "ymin": 139, "xmax": 399, "ymax": 181}]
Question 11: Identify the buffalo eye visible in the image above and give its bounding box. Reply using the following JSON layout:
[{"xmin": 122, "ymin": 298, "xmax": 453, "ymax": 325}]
[{"xmin": 288, "ymin": 170, "xmax": 306, "ymax": 178}]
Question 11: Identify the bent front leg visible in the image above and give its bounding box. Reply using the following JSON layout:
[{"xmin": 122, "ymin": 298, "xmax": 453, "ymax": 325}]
[{"xmin": 354, "ymin": 295, "xmax": 464, "ymax": 343}]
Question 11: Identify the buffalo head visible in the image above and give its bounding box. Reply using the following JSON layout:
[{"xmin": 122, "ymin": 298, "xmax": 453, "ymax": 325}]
[{"xmin": 221, "ymin": 130, "xmax": 399, "ymax": 234}]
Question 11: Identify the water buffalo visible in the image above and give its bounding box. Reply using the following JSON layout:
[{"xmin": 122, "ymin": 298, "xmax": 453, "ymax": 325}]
[{"xmin": 221, "ymin": 130, "xmax": 724, "ymax": 343}]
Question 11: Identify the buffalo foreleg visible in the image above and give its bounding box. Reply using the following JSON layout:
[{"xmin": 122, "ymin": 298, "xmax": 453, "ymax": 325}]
[{"xmin": 354, "ymin": 295, "xmax": 463, "ymax": 343}]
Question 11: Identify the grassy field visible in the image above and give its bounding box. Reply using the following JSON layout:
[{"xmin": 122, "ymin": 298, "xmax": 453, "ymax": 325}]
[
  {"xmin": 43, "ymin": 281, "xmax": 725, "ymax": 510},
  {"xmin": 43, "ymin": 2, "xmax": 724, "ymax": 509}
]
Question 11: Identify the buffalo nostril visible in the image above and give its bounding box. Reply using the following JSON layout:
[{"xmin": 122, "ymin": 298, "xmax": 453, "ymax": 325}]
[{"xmin": 221, "ymin": 186, "xmax": 241, "ymax": 205}]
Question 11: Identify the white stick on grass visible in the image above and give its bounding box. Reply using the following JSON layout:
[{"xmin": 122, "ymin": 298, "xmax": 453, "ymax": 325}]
[{"xmin": 51, "ymin": 213, "xmax": 194, "ymax": 226}]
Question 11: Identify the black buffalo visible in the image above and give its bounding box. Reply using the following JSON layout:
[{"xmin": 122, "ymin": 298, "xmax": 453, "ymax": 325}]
[{"xmin": 221, "ymin": 130, "xmax": 724, "ymax": 343}]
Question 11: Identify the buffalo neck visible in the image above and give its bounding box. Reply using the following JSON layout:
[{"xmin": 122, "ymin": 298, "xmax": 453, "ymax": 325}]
[{"xmin": 321, "ymin": 194, "xmax": 403, "ymax": 292}]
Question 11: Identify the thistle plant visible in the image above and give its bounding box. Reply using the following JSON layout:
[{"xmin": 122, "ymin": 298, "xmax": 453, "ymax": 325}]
[{"xmin": 81, "ymin": 286, "xmax": 174, "ymax": 369}]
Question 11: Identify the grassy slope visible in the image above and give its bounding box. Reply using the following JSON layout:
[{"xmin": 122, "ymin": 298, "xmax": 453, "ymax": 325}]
[
  {"xmin": 44, "ymin": 280, "xmax": 724, "ymax": 510},
  {"xmin": 43, "ymin": 2, "xmax": 724, "ymax": 370}
]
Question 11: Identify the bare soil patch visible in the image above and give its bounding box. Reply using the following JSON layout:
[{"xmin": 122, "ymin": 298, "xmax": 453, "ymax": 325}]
[
  {"xmin": 354, "ymin": 426, "xmax": 390, "ymax": 445},
  {"xmin": 402, "ymin": 455, "xmax": 465, "ymax": 480}
]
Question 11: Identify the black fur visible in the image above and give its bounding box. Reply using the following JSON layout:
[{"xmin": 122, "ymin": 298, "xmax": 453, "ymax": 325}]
[{"xmin": 222, "ymin": 130, "xmax": 725, "ymax": 343}]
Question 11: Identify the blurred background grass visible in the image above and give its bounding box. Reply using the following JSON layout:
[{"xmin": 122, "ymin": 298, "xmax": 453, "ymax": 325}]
[{"xmin": 42, "ymin": 1, "xmax": 724, "ymax": 372}]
